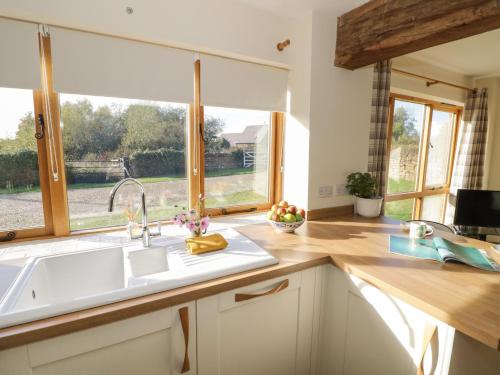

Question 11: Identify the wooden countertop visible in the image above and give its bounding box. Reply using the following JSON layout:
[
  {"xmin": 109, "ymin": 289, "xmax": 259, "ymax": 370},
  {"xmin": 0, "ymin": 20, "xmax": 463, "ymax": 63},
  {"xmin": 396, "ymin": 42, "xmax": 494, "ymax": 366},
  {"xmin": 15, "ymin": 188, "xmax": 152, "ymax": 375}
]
[{"xmin": 1, "ymin": 215, "xmax": 499, "ymax": 351}]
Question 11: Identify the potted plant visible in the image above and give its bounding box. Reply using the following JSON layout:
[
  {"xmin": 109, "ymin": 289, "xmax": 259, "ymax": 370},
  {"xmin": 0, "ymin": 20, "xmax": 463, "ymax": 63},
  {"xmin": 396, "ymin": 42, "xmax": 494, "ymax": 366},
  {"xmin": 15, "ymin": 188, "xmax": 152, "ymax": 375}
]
[{"xmin": 346, "ymin": 172, "xmax": 383, "ymax": 218}]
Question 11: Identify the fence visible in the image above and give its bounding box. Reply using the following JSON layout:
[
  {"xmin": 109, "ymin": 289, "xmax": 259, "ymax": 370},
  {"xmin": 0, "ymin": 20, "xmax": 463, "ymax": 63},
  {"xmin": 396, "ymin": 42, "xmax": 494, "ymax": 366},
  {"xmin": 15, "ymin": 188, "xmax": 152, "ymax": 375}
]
[
  {"xmin": 66, "ymin": 159, "xmax": 127, "ymax": 184},
  {"xmin": 243, "ymin": 151, "xmax": 267, "ymax": 168}
]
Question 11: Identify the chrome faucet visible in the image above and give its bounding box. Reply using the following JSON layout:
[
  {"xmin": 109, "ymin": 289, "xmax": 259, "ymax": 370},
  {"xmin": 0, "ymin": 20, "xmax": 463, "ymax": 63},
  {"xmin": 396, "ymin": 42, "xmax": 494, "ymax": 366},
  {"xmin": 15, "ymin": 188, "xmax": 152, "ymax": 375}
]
[{"xmin": 108, "ymin": 178, "xmax": 161, "ymax": 247}]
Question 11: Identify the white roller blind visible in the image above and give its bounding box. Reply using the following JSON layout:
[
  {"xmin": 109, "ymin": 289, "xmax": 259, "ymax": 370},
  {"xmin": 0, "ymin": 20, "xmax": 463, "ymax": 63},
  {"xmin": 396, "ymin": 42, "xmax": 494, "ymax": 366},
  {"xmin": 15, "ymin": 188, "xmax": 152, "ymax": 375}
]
[
  {"xmin": 0, "ymin": 18, "xmax": 41, "ymax": 89},
  {"xmin": 51, "ymin": 27, "xmax": 193, "ymax": 103},
  {"xmin": 201, "ymin": 54, "xmax": 288, "ymax": 112}
]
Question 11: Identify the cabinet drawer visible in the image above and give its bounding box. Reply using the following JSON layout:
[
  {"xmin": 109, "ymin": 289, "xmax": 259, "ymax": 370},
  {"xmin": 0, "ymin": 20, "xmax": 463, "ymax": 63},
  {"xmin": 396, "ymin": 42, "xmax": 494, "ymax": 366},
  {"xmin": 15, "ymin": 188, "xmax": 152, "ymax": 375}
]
[{"xmin": 218, "ymin": 272, "xmax": 302, "ymax": 311}]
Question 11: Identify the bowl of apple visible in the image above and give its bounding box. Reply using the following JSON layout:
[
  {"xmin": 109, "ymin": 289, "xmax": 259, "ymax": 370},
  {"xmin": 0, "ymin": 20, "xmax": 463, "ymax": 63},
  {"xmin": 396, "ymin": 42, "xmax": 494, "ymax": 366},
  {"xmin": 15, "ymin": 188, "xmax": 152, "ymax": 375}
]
[{"xmin": 266, "ymin": 201, "xmax": 305, "ymax": 233}]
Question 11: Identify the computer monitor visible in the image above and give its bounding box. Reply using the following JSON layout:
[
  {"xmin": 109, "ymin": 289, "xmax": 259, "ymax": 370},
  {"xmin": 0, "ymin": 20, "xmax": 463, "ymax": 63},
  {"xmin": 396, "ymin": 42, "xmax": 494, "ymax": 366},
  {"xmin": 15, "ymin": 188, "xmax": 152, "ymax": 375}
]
[{"xmin": 454, "ymin": 189, "xmax": 500, "ymax": 228}]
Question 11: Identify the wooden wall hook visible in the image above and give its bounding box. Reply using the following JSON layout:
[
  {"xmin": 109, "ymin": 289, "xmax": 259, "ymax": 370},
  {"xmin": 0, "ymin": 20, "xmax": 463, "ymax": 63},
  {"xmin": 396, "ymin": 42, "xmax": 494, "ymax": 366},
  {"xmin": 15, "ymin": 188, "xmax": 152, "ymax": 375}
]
[{"xmin": 277, "ymin": 39, "xmax": 290, "ymax": 51}]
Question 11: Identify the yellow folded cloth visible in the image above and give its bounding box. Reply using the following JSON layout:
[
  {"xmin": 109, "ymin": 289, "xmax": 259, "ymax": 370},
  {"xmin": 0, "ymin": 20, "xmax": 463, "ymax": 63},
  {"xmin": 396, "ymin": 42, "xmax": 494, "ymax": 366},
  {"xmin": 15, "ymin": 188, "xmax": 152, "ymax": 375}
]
[{"xmin": 185, "ymin": 233, "xmax": 228, "ymax": 255}]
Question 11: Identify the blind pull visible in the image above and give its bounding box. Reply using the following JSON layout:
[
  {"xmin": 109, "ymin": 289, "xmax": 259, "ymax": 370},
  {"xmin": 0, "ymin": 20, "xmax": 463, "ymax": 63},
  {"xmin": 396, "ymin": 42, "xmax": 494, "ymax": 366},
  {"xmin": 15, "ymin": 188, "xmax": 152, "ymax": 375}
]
[{"xmin": 39, "ymin": 24, "xmax": 59, "ymax": 182}]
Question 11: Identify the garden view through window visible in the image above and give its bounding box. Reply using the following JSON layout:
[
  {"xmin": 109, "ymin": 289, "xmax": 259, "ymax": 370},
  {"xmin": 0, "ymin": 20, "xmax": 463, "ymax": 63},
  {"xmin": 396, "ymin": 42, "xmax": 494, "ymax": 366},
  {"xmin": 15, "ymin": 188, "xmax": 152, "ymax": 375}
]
[
  {"xmin": 0, "ymin": 87, "xmax": 45, "ymax": 231},
  {"xmin": 385, "ymin": 96, "xmax": 459, "ymax": 223},
  {"xmin": 60, "ymin": 94, "xmax": 189, "ymax": 231},
  {"xmin": 58, "ymin": 96, "xmax": 273, "ymax": 231},
  {"xmin": 203, "ymin": 106, "xmax": 271, "ymax": 209}
]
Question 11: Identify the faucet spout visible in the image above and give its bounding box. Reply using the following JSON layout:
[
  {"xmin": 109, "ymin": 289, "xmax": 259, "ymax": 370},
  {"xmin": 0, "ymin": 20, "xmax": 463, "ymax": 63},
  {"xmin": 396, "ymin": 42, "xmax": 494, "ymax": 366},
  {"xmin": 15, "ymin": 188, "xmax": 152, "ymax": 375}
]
[{"xmin": 108, "ymin": 178, "xmax": 156, "ymax": 247}]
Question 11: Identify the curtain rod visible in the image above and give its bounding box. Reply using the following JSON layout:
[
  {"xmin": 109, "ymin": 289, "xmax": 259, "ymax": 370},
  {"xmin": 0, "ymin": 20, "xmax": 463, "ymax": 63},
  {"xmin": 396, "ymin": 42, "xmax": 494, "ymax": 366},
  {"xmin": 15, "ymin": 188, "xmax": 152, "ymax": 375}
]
[
  {"xmin": 392, "ymin": 68, "xmax": 473, "ymax": 92},
  {"xmin": 0, "ymin": 15, "xmax": 290, "ymax": 71}
]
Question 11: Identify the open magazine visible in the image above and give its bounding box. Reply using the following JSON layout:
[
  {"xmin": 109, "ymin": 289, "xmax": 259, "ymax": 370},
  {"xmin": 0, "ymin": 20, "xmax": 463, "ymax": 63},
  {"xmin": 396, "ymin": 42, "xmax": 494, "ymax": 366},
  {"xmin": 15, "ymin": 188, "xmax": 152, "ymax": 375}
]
[{"xmin": 390, "ymin": 235, "xmax": 500, "ymax": 272}]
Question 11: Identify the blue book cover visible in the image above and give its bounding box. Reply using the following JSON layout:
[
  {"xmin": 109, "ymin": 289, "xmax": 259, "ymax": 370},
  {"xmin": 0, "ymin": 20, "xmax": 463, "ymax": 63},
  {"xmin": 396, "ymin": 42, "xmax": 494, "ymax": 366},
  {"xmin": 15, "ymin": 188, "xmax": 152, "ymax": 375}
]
[{"xmin": 389, "ymin": 235, "xmax": 499, "ymax": 272}]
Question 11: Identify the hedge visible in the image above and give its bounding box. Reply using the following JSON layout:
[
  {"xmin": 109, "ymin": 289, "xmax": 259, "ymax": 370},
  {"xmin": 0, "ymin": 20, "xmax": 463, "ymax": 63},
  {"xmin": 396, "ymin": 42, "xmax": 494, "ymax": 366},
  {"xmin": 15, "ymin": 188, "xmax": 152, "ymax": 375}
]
[
  {"xmin": 0, "ymin": 150, "xmax": 39, "ymax": 188},
  {"xmin": 129, "ymin": 149, "xmax": 185, "ymax": 177}
]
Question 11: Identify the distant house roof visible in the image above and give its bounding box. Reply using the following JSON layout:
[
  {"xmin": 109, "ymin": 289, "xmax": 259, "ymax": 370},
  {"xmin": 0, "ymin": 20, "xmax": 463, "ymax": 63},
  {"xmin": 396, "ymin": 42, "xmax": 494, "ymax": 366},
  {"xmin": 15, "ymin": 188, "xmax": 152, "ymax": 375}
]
[{"xmin": 220, "ymin": 125, "xmax": 266, "ymax": 146}]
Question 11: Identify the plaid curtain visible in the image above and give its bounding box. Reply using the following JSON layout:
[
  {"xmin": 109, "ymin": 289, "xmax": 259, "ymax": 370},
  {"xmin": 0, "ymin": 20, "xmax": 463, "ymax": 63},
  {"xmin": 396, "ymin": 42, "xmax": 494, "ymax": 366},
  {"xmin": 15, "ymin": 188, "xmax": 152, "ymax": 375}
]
[
  {"xmin": 367, "ymin": 60, "xmax": 392, "ymax": 197},
  {"xmin": 452, "ymin": 88, "xmax": 488, "ymax": 191},
  {"xmin": 445, "ymin": 88, "xmax": 488, "ymax": 224}
]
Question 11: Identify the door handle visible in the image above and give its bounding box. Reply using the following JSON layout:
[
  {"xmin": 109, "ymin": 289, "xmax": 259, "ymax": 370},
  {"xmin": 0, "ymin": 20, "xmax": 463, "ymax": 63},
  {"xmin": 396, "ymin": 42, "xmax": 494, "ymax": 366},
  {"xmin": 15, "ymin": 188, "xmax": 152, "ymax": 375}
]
[
  {"xmin": 179, "ymin": 306, "xmax": 190, "ymax": 373},
  {"xmin": 234, "ymin": 279, "xmax": 289, "ymax": 302}
]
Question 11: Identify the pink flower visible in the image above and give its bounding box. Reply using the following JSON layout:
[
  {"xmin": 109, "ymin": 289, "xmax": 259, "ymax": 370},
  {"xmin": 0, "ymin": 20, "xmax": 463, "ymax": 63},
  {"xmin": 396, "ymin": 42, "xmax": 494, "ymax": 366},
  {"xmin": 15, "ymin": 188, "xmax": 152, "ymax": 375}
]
[
  {"xmin": 200, "ymin": 216, "xmax": 210, "ymax": 230},
  {"xmin": 174, "ymin": 213, "xmax": 186, "ymax": 227},
  {"xmin": 186, "ymin": 220, "xmax": 196, "ymax": 232}
]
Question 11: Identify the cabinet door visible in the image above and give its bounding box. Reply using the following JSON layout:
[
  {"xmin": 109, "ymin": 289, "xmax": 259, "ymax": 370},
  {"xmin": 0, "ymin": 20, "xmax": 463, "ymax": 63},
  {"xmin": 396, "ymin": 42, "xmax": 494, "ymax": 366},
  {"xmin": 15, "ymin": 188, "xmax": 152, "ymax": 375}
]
[
  {"xmin": 319, "ymin": 266, "xmax": 455, "ymax": 375},
  {"xmin": 18, "ymin": 302, "xmax": 196, "ymax": 375},
  {"xmin": 197, "ymin": 268, "xmax": 317, "ymax": 375}
]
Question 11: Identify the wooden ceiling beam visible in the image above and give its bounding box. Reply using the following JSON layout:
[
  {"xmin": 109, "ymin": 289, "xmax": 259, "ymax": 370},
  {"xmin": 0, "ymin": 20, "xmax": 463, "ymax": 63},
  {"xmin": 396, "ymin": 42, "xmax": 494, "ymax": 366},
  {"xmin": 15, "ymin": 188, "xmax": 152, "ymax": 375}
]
[{"xmin": 335, "ymin": 0, "xmax": 500, "ymax": 70}]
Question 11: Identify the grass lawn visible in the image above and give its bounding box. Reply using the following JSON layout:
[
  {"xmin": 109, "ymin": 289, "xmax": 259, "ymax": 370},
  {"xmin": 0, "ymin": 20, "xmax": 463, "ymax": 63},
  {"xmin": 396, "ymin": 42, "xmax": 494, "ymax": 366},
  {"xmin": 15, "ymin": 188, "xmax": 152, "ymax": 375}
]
[
  {"xmin": 387, "ymin": 177, "xmax": 415, "ymax": 194},
  {"xmin": 385, "ymin": 199, "xmax": 414, "ymax": 221},
  {"xmin": 385, "ymin": 178, "xmax": 416, "ymax": 221},
  {"xmin": 1, "ymin": 168, "xmax": 254, "ymax": 194},
  {"xmin": 70, "ymin": 189, "xmax": 266, "ymax": 231}
]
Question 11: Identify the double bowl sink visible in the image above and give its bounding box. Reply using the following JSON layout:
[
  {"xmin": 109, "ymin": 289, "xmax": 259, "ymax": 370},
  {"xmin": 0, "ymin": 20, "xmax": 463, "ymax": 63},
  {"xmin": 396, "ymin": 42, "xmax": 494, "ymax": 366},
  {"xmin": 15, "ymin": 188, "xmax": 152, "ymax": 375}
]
[{"xmin": 0, "ymin": 229, "xmax": 278, "ymax": 328}]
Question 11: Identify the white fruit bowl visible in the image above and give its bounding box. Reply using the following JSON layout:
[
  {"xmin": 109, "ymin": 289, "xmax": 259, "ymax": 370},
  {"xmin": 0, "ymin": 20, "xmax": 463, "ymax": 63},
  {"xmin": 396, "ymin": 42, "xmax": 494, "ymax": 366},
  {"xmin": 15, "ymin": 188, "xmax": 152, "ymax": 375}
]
[{"xmin": 267, "ymin": 219, "xmax": 305, "ymax": 233}]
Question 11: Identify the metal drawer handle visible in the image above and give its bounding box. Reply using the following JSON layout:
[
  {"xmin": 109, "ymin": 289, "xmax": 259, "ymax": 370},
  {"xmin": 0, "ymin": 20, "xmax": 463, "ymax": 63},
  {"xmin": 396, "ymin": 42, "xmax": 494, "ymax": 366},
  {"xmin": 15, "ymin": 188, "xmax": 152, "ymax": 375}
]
[
  {"xmin": 235, "ymin": 279, "xmax": 289, "ymax": 302},
  {"xmin": 179, "ymin": 306, "xmax": 190, "ymax": 373}
]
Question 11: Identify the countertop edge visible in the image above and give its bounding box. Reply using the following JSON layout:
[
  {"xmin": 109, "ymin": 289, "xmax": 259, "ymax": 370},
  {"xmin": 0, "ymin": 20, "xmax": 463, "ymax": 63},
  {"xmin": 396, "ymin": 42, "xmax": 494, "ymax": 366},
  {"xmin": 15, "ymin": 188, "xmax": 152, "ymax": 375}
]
[{"xmin": 0, "ymin": 254, "xmax": 330, "ymax": 350}]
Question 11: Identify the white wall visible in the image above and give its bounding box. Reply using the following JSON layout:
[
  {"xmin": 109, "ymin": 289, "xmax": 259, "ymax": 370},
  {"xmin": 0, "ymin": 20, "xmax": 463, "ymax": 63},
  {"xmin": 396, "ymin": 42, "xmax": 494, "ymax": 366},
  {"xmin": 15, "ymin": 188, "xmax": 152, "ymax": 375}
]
[
  {"xmin": 0, "ymin": 0, "xmax": 292, "ymax": 67},
  {"xmin": 282, "ymin": 14, "xmax": 313, "ymax": 209},
  {"xmin": 392, "ymin": 56, "xmax": 471, "ymax": 105},
  {"xmin": 306, "ymin": 11, "xmax": 373, "ymax": 210}
]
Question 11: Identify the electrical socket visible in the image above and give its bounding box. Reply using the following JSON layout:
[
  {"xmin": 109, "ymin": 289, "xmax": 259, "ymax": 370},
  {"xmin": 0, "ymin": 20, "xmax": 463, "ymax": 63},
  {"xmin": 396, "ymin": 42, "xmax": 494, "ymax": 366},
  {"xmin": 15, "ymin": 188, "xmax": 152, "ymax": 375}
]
[
  {"xmin": 335, "ymin": 183, "xmax": 348, "ymax": 196},
  {"xmin": 318, "ymin": 185, "xmax": 333, "ymax": 198}
]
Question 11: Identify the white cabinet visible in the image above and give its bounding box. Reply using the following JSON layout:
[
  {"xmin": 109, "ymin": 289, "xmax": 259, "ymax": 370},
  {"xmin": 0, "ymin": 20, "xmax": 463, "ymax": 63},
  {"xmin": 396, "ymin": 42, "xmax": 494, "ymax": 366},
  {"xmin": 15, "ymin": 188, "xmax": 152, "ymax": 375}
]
[
  {"xmin": 318, "ymin": 266, "xmax": 455, "ymax": 375},
  {"xmin": 0, "ymin": 302, "xmax": 196, "ymax": 375},
  {"xmin": 196, "ymin": 268, "xmax": 319, "ymax": 375}
]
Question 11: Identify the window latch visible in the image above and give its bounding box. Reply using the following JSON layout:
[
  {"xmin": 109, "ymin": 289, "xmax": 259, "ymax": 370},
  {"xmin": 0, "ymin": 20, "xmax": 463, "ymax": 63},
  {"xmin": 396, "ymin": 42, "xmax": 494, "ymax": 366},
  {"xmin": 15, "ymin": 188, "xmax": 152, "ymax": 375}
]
[
  {"xmin": 35, "ymin": 114, "xmax": 45, "ymax": 140},
  {"xmin": 0, "ymin": 231, "xmax": 16, "ymax": 242}
]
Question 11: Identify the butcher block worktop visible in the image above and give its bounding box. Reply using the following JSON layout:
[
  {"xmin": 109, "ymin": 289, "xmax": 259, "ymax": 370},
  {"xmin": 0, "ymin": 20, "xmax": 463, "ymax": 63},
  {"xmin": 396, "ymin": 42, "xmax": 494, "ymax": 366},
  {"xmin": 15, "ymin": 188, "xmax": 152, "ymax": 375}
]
[{"xmin": 0, "ymin": 215, "xmax": 499, "ymax": 351}]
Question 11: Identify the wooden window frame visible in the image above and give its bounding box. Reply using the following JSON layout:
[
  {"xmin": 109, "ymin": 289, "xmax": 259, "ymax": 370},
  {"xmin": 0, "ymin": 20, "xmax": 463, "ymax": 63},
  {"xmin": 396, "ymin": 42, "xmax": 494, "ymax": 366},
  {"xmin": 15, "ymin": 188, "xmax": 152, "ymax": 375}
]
[
  {"xmin": 1, "ymin": 36, "xmax": 284, "ymax": 242},
  {"xmin": 385, "ymin": 93, "xmax": 462, "ymax": 222}
]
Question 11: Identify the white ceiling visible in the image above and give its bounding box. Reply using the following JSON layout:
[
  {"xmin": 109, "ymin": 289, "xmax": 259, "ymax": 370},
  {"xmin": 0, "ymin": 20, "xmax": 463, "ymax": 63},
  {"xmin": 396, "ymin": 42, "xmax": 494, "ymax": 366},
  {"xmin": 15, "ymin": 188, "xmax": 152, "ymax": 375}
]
[
  {"xmin": 232, "ymin": 0, "xmax": 366, "ymax": 17},
  {"xmin": 408, "ymin": 29, "xmax": 500, "ymax": 78}
]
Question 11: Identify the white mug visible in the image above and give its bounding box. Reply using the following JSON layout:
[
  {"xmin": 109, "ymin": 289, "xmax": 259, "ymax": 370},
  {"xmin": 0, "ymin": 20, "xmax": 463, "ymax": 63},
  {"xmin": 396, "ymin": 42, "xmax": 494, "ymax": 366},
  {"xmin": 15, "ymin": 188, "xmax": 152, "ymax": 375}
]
[{"xmin": 409, "ymin": 221, "xmax": 433, "ymax": 239}]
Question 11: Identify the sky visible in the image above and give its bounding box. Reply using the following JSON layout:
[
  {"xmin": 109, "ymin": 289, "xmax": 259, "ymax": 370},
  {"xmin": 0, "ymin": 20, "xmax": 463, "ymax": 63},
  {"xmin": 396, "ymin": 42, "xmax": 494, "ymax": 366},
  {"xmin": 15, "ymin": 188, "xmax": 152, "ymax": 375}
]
[
  {"xmin": 0, "ymin": 88, "xmax": 270, "ymax": 138},
  {"xmin": 0, "ymin": 88, "xmax": 34, "ymax": 138}
]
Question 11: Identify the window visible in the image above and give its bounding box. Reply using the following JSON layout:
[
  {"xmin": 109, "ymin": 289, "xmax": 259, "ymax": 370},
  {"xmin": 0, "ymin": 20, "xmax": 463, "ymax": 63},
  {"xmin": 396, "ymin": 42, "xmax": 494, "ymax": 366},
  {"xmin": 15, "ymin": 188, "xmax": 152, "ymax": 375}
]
[
  {"xmin": 60, "ymin": 94, "xmax": 188, "ymax": 231},
  {"xmin": 203, "ymin": 106, "xmax": 272, "ymax": 209},
  {"xmin": 0, "ymin": 88, "xmax": 46, "ymax": 233},
  {"xmin": 0, "ymin": 27, "xmax": 285, "ymax": 240},
  {"xmin": 384, "ymin": 94, "xmax": 460, "ymax": 223}
]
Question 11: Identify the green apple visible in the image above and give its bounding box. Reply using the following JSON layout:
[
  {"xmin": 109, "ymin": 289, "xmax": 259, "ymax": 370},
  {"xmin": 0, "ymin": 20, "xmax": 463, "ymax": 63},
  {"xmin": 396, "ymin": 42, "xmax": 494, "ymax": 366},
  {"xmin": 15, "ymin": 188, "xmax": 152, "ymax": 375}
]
[
  {"xmin": 283, "ymin": 213, "xmax": 297, "ymax": 223},
  {"xmin": 295, "ymin": 213, "xmax": 303, "ymax": 221},
  {"xmin": 266, "ymin": 211, "xmax": 274, "ymax": 220}
]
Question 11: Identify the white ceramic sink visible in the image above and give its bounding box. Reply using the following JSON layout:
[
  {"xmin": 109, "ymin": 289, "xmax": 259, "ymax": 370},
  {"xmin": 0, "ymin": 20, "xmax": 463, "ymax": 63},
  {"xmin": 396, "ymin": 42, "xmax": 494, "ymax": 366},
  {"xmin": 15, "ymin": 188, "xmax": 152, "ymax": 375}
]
[
  {"xmin": 0, "ymin": 228, "xmax": 277, "ymax": 328},
  {"xmin": 127, "ymin": 245, "xmax": 169, "ymax": 278},
  {"xmin": 1, "ymin": 247, "xmax": 125, "ymax": 313}
]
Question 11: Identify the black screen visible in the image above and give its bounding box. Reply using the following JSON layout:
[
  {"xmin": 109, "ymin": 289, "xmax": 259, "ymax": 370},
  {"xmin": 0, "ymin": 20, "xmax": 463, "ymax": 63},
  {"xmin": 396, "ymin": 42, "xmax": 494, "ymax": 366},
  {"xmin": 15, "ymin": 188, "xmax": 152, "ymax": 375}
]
[{"xmin": 454, "ymin": 189, "xmax": 500, "ymax": 227}]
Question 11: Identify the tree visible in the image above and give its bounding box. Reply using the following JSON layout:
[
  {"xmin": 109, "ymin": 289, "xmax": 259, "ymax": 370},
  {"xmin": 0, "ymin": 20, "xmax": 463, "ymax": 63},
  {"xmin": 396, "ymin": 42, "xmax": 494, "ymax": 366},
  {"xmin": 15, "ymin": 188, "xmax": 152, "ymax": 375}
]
[
  {"xmin": 61, "ymin": 100, "xmax": 124, "ymax": 159},
  {"xmin": 0, "ymin": 112, "xmax": 37, "ymax": 154},
  {"xmin": 204, "ymin": 116, "xmax": 229, "ymax": 153},
  {"xmin": 392, "ymin": 106, "xmax": 419, "ymax": 144},
  {"xmin": 14, "ymin": 113, "xmax": 37, "ymax": 151}
]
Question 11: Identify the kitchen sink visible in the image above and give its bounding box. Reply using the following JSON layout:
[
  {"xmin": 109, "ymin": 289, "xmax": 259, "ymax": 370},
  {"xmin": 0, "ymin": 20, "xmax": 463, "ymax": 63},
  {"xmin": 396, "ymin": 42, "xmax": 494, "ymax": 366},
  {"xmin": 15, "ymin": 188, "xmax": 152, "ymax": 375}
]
[{"xmin": 0, "ymin": 228, "xmax": 277, "ymax": 328}]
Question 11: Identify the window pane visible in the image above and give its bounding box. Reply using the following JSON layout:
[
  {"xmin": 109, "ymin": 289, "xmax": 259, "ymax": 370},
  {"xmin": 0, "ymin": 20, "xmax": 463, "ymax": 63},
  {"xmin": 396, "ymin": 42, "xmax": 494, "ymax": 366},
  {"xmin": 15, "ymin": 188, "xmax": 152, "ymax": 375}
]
[
  {"xmin": 387, "ymin": 100, "xmax": 425, "ymax": 194},
  {"xmin": 203, "ymin": 107, "xmax": 271, "ymax": 208},
  {"xmin": 421, "ymin": 194, "xmax": 446, "ymax": 223},
  {"xmin": 0, "ymin": 87, "xmax": 45, "ymax": 231},
  {"xmin": 385, "ymin": 199, "xmax": 414, "ymax": 221},
  {"xmin": 425, "ymin": 110, "xmax": 454, "ymax": 187},
  {"xmin": 60, "ymin": 94, "xmax": 188, "ymax": 231}
]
